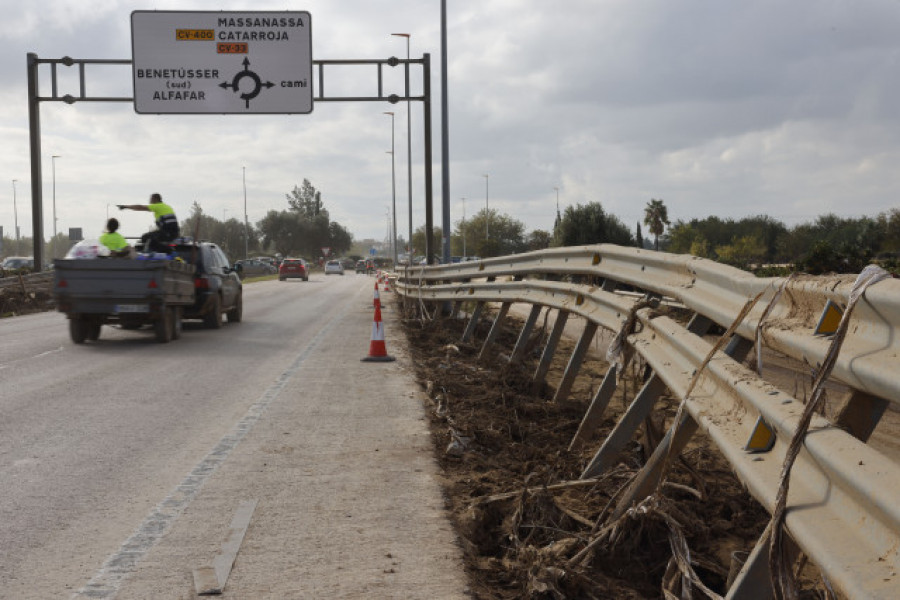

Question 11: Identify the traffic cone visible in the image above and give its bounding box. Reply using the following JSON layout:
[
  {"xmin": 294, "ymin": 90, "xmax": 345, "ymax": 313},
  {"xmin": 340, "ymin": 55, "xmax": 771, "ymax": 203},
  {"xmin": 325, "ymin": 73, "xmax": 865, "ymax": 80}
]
[
  {"xmin": 373, "ymin": 279, "xmax": 381, "ymax": 308},
  {"xmin": 362, "ymin": 299, "xmax": 395, "ymax": 362}
]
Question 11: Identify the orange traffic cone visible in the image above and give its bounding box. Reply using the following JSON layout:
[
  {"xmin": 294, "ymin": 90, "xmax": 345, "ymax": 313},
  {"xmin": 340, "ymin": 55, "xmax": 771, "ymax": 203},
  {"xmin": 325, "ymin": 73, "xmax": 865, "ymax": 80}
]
[
  {"xmin": 373, "ymin": 279, "xmax": 381, "ymax": 308},
  {"xmin": 362, "ymin": 299, "xmax": 395, "ymax": 362}
]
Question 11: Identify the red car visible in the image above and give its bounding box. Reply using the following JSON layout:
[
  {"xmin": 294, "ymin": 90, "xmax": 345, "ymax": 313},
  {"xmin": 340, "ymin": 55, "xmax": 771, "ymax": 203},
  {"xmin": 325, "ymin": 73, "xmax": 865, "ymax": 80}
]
[{"xmin": 279, "ymin": 258, "xmax": 309, "ymax": 281}]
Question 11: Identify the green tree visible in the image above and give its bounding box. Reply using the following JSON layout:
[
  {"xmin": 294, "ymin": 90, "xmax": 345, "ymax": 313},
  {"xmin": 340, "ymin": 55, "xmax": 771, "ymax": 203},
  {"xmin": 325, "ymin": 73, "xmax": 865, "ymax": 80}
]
[
  {"xmin": 643, "ymin": 198, "xmax": 670, "ymax": 251},
  {"xmin": 715, "ymin": 235, "xmax": 767, "ymax": 268},
  {"xmin": 553, "ymin": 202, "xmax": 634, "ymax": 247},
  {"xmin": 411, "ymin": 225, "xmax": 442, "ymax": 261},
  {"xmin": 526, "ymin": 229, "xmax": 552, "ymax": 251},
  {"xmin": 636, "ymin": 222, "xmax": 644, "ymax": 249},
  {"xmin": 455, "ymin": 209, "xmax": 526, "ymax": 257},
  {"xmin": 287, "ymin": 179, "xmax": 325, "ymax": 219}
]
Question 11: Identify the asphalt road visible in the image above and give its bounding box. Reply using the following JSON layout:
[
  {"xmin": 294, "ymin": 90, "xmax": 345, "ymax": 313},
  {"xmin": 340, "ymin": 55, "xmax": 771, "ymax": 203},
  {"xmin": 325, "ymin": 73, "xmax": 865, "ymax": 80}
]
[{"xmin": 0, "ymin": 271, "xmax": 467, "ymax": 598}]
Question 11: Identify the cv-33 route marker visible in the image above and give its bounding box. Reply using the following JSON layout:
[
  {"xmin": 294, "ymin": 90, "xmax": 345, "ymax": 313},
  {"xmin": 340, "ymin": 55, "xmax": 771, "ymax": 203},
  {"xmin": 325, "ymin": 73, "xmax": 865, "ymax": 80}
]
[{"xmin": 131, "ymin": 11, "xmax": 313, "ymax": 114}]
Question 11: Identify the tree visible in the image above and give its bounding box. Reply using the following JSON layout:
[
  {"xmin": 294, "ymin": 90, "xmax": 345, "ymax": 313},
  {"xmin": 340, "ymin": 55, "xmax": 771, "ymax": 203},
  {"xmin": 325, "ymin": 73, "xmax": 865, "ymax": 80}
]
[
  {"xmin": 412, "ymin": 225, "xmax": 442, "ymax": 261},
  {"xmin": 635, "ymin": 222, "xmax": 644, "ymax": 249},
  {"xmin": 526, "ymin": 229, "xmax": 552, "ymax": 251},
  {"xmin": 643, "ymin": 198, "xmax": 670, "ymax": 251},
  {"xmin": 553, "ymin": 202, "xmax": 634, "ymax": 247},
  {"xmin": 287, "ymin": 179, "xmax": 325, "ymax": 219},
  {"xmin": 454, "ymin": 209, "xmax": 527, "ymax": 257}
]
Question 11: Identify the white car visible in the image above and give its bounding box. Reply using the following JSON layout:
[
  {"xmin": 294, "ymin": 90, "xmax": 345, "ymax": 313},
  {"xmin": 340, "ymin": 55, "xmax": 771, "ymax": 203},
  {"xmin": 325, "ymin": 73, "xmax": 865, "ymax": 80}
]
[{"xmin": 324, "ymin": 259, "xmax": 344, "ymax": 275}]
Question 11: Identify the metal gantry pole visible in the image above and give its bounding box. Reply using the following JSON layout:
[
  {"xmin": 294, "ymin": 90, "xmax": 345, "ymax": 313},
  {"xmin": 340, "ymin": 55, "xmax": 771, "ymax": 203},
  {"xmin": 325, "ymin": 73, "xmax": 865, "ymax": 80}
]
[{"xmin": 26, "ymin": 53, "xmax": 44, "ymax": 270}]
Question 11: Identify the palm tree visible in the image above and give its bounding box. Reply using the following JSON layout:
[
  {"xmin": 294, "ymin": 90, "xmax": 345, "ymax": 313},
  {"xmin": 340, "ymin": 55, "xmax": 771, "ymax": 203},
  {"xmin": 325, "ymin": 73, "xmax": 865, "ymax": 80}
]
[{"xmin": 643, "ymin": 199, "xmax": 670, "ymax": 251}]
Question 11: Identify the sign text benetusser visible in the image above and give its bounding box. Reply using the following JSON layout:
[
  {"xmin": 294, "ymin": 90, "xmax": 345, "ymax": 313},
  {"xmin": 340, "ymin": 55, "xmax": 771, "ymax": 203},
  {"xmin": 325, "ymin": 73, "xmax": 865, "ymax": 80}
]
[{"xmin": 131, "ymin": 11, "xmax": 313, "ymax": 114}]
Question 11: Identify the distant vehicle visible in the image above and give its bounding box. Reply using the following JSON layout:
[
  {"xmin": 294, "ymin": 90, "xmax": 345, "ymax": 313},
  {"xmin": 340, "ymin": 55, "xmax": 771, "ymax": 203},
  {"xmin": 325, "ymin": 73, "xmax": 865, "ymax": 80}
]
[
  {"xmin": 355, "ymin": 259, "xmax": 367, "ymax": 274},
  {"xmin": 324, "ymin": 259, "xmax": 344, "ymax": 275},
  {"xmin": 235, "ymin": 258, "xmax": 276, "ymax": 277},
  {"xmin": 279, "ymin": 258, "xmax": 309, "ymax": 281},
  {"xmin": 1, "ymin": 256, "xmax": 35, "ymax": 273}
]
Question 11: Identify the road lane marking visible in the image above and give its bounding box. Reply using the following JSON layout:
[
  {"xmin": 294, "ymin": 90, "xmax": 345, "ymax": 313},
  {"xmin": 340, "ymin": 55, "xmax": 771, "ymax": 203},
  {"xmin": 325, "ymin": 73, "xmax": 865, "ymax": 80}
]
[
  {"xmin": 0, "ymin": 346, "xmax": 64, "ymax": 370},
  {"xmin": 71, "ymin": 309, "xmax": 346, "ymax": 599}
]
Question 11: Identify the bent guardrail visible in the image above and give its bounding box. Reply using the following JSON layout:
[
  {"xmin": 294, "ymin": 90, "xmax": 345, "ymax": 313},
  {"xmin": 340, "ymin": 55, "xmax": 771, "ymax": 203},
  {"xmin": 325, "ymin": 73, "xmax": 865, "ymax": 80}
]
[{"xmin": 393, "ymin": 245, "xmax": 900, "ymax": 600}]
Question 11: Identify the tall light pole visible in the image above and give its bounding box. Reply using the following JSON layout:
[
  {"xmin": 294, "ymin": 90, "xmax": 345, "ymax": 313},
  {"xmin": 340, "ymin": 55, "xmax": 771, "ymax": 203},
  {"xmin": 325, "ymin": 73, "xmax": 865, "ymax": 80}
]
[
  {"xmin": 461, "ymin": 197, "xmax": 466, "ymax": 258},
  {"xmin": 11, "ymin": 179, "xmax": 18, "ymax": 255},
  {"xmin": 384, "ymin": 111, "xmax": 398, "ymax": 266},
  {"xmin": 242, "ymin": 166, "xmax": 249, "ymax": 259},
  {"xmin": 51, "ymin": 155, "xmax": 61, "ymax": 239},
  {"xmin": 483, "ymin": 174, "xmax": 489, "ymax": 251},
  {"xmin": 391, "ymin": 33, "xmax": 414, "ymax": 261}
]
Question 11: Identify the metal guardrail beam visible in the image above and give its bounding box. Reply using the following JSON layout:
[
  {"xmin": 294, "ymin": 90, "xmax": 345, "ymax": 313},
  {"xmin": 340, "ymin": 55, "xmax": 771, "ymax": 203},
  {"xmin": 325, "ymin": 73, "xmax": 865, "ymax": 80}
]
[{"xmin": 397, "ymin": 247, "xmax": 900, "ymax": 408}]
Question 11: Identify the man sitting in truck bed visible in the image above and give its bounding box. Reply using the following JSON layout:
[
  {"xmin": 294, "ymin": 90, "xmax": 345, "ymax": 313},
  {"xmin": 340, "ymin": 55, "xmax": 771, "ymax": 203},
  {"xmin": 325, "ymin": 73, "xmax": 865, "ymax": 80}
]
[{"xmin": 117, "ymin": 193, "xmax": 180, "ymax": 254}]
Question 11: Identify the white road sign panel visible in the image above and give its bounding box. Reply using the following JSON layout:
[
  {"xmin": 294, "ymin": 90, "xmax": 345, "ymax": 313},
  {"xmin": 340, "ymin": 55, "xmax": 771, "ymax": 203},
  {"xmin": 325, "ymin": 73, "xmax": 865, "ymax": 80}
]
[{"xmin": 131, "ymin": 11, "xmax": 312, "ymax": 114}]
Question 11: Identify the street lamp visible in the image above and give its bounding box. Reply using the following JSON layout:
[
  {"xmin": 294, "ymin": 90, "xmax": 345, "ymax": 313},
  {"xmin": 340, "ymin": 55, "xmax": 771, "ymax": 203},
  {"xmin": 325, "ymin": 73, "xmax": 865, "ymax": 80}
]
[
  {"xmin": 384, "ymin": 111, "xmax": 398, "ymax": 266},
  {"xmin": 483, "ymin": 174, "xmax": 489, "ymax": 248},
  {"xmin": 242, "ymin": 166, "xmax": 249, "ymax": 259},
  {"xmin": 11, "ymin": 179, "xmax": 18, "ymax": 255},
  {"xmin": 461, "ymin": 197, "xmax": 466, "ymax": 258},
  {"xmin": 391, "ymin": 32, "xmax": 413, "ymax": 261},
  {"xmin": 52, "ymin": 155, "xmax": 61, "ymax": 239}
]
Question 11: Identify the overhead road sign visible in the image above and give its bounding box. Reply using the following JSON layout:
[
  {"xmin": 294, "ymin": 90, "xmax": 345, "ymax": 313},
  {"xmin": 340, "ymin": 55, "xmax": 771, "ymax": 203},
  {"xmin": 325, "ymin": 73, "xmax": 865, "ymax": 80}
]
[{"xmin": 131, "ymin": 11, "xmax": 312, "ymax": 114}]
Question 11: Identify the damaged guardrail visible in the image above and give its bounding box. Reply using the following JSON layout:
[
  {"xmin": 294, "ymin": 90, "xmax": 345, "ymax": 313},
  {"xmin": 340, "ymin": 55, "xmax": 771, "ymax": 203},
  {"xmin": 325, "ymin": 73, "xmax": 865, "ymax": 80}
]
[{"xmin": 393, "ymin": 246, "xmax": 900, "ymax": 600}]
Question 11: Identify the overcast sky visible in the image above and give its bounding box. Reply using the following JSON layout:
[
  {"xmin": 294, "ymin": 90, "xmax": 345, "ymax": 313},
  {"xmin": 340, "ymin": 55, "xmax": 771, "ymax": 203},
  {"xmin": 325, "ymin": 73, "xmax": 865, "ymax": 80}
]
[{"xmin": 2, "ymin": 0, "xmax": 899, "ymax": 250}]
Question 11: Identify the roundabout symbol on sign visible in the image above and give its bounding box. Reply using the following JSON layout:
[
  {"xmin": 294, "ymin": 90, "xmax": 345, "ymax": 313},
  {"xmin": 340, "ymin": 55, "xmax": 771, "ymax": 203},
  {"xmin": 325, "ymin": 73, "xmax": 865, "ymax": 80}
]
[{"xmin": 219, "ymin": 57, "xmax": 275, "ymax": 109}]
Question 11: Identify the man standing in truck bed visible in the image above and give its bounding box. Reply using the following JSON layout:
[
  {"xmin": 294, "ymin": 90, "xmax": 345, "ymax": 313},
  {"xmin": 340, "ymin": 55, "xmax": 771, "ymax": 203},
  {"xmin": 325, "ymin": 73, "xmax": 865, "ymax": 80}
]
[{"xmin": 118, "ymin": 193, "xmax": 180, "ymax": 253}]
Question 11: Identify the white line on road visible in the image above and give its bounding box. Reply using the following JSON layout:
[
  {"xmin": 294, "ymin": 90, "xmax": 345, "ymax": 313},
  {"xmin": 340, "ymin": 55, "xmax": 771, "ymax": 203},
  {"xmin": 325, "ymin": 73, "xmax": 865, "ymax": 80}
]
[
  {"xmin": 0, "ymin": 346, "xmax": 65, "ymax": 370},
  {"xmin": 71, "ymin": 308, "xmax": 347, "ymax": 599}
]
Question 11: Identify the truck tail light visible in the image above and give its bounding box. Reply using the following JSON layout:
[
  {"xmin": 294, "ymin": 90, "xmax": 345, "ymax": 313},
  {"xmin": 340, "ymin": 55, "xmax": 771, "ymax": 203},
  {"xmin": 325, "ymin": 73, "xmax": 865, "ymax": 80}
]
[
  {"xmin": 195, "ymin": 276, "xmax": 209, "ymax": 289},
  {"xmin": 148, "ymin": 279, "xmax": 158, "ymax": 289}
]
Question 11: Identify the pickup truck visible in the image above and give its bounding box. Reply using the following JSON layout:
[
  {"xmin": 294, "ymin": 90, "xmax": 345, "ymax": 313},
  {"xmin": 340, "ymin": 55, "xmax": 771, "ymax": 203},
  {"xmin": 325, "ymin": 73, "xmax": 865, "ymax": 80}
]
[{"xmin": 53, "ymin": 257, "xmax": 195, "ymax": 343}]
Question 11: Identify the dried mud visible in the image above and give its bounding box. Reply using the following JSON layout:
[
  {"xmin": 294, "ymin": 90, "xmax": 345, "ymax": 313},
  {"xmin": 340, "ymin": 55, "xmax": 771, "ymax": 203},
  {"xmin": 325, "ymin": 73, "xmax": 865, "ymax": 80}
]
[{"xmin": 400, "ymin": 304, "xmax": 830, "ymax": 599}]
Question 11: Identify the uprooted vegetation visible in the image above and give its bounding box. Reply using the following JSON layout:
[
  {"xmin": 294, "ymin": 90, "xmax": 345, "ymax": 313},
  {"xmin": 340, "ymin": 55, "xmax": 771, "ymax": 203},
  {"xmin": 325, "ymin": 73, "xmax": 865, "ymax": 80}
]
[{"xmin": 399, "ymin": 301, "xmax": 831, "ymax": 599}]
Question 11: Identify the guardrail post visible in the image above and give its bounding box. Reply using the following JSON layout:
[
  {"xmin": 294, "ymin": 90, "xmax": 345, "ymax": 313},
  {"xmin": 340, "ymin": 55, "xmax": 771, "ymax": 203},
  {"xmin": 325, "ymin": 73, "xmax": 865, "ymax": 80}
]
[
  {"xmin": 509, "ymin": 304, "xmax": 542, "ymax": 364},
  {"xmin": 833, "ymin": 390, "xmax": 889, "ymax": 443},
  {"xmin": 552, "ymin": 321, "xmax": 599, "ymax": 403},
  {"xmin": 449, "ymin": 300, "xmax": 461, "ymax": 320},
  {"xmin": 607, "ymin": 337, "xmax": 755, "ymax": 512},
  {"xmin": 461, "ymin": 301, "xmax": 485, "ymax": 343},
  {"xmin": 568, "ymin": 364, "xmax": 618, "ymax": 451},
  {"xmin": 532, "ymin": 310, "xmax": 569, "ymax": 389},
  {"xmin": 581, "ymin": 313, "xmax": 713, "ymax": 479},
  {"xmin": 478, "ymin": 302, "xmax": 511, "ymax": 360}
]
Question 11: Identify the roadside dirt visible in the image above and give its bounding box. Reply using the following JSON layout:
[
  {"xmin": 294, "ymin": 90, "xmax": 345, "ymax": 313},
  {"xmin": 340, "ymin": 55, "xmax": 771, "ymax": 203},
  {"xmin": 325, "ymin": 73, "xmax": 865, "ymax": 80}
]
[
  {"xmin": 399, "ymin": 302, "xmax": 838, "ymax": 599},
  {"xmin": 0, "ymin": 287, "xmax": 53, "ymax": 318}
]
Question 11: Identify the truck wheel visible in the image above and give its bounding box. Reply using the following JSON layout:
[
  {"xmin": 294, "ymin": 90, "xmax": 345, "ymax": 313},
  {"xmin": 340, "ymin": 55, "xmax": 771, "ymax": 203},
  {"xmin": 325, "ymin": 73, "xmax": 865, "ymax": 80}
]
[
  {"xmin": 69, "ymin": 317, "xmax": 88, "ymax": 344},
  {"xmin": 171, "ymin": 307, "xmax": 183, "ymax": 340},
  {"xmin": 227, "ymin": 291, "xmax": 243, "ymax": 323},
  {"xmin": 203, "ymin": 295, "xmax": 224, "ymax": 329},
  {"xmin": 87, "ymin": 321, "xmax": 102, "ymax": 341},
  {"xmin": 154, "ymin": 307, "xmax": 173, "ymax": 343}
]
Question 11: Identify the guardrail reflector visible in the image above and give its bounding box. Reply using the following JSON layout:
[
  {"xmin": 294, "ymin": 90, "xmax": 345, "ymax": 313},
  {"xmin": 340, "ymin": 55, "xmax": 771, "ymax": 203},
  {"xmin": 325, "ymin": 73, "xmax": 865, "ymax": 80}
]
[
  {"xmin": 745, "ymin": 416, "xmax": 776, "ymax": 452},
  {"xmin": 814, "ymin": 299, "xmax": 844, "ymax": 336}
]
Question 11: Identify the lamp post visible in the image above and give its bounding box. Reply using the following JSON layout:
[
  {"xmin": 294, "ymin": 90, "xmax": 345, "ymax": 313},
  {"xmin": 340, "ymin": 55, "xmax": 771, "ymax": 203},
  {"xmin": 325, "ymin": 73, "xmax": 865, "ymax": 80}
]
[
  {"xmin": 11, "ymin": 179, "xmax": 18, "ymax": 255},
  {"xmin": 242, "ymin": 166, "xmax": 249, "ymax": 259},
  {"xmin": 384, "ymin": 111, "xmax": 398, "ymax": 266},
  {"xmin": 461, "ymin": 197, "xmax": 466, "ymax": 258},
  {"xmin": 483, "ymin": 174, "xmax": 489, "ymax": 252},
  {"xmin": 51, "ymin": 155, "xmax": 61, "ymax": 240},
  {"xmin": 391, "ymin": 33, "xmax": 413, "ymax": 262}
]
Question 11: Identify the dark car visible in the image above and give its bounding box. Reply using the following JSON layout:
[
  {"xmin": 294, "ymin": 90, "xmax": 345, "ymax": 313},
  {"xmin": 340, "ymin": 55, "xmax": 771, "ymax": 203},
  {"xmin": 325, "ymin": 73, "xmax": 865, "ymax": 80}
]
[
  {"xmin": 279, "ymin": 258, "xmax": 309, "ymax": 281},
  {"xmin": 235, "ymin": 258, "xmax": 276, "ymax": 278},
  {"xmin": 171, "ymin": 240, "xmax": 242, "ymax": 328},
  {"xmin": 355, "ymin": 260, "xmax": 367, "ymax": 274}
]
